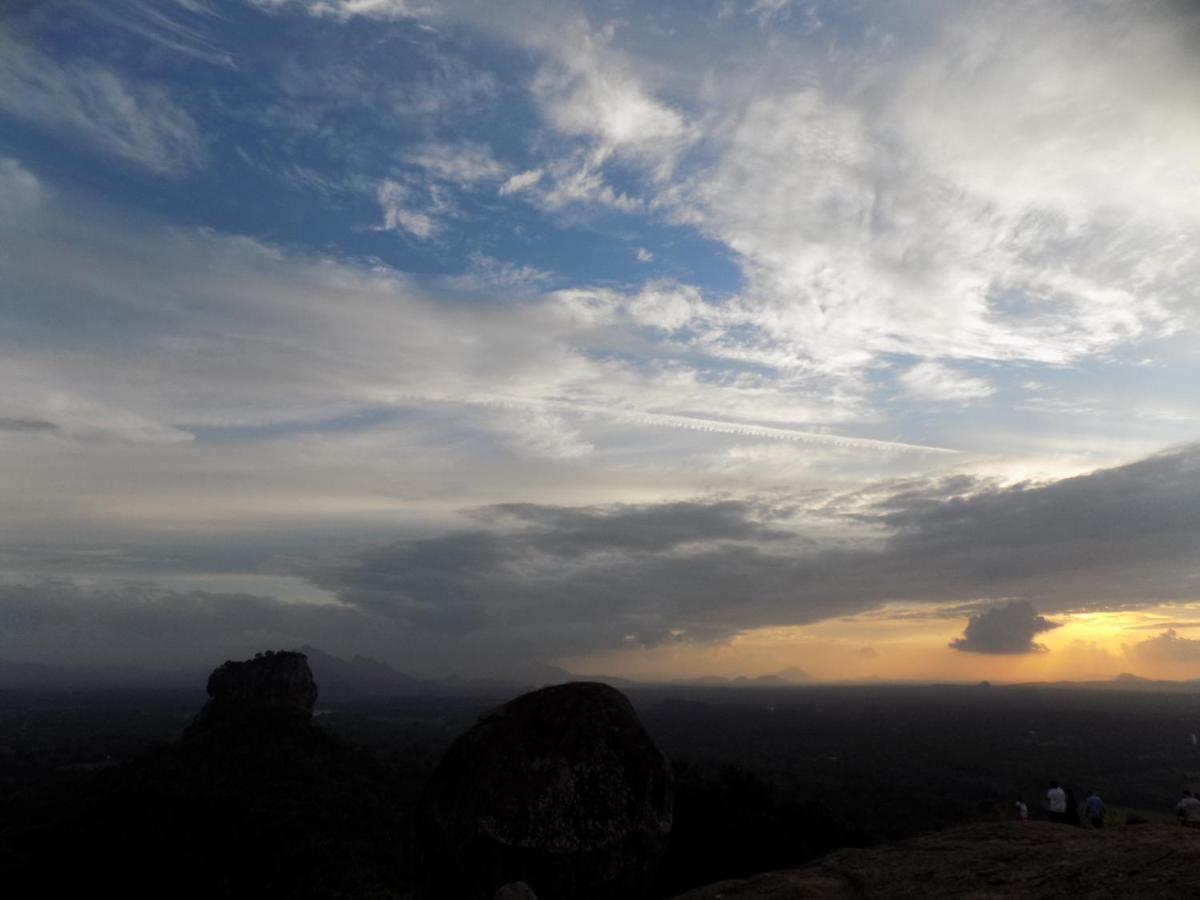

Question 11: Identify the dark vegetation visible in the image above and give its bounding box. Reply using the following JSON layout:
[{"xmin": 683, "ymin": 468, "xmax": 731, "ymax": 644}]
[{"xmin": 4, "ymin": 682, "xmax": 1200, "ymax": 897}]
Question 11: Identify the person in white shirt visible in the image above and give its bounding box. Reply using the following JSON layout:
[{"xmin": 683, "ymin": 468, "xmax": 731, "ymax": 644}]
[
  {"xmin": 1013, "ymin": 798, "xmax": 1028, "ymax": 822},
  {"xmin": 1046, "ymin": 781, "xmax": 1067, "ymax": 823},
  {"xmin": 1177, "ymin": 790, "xmax": 1200, "ymax": 826}
]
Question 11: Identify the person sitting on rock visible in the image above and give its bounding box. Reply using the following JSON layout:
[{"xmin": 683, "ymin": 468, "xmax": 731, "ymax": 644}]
[
  {"xmin": 1177, "ymin": 790, "xmax": 1200, "ymax": 826},
  {"xmin": 1046, "ymin": 781, "xmax": 1067, "ymax": 823},
  {"xmin": 1084, "ymin": 791, "xmax": 1105, "ymax": 828}
]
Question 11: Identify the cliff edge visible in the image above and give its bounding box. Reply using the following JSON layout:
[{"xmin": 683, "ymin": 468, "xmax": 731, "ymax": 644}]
[{"xmin": 670, "ymin": 821, "xmax": 1200, "ymax": 899}]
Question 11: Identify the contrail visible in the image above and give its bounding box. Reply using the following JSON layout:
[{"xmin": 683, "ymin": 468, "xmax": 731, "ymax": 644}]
[
  {"xmin": 389, "ymin": 394, "xmax": 957, "ymax": 455},
  {"xmin": 609, "ymin": 409, "xmax": 956, "ymax": 454}
]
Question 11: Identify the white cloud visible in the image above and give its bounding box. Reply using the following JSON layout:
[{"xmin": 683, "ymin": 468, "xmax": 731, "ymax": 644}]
[
  {"xmin": 627, "ymin": 283, "xmax": 697, "ymax": 331},
  {"xmin": 405, "ymin": 141, "xmax": 505, "ymax": 185},
  {"xmin": 0, "ymin": 157, "xmax": 44, "ymax": 219},
  {"xmin": 635, "ymin": 247, "xmax": 653, "ymax": 263},
  {"xmin": 0, "ymin": 32, "xmax": 204, "ymax": 175},
  {"xmin": 538, "ymin": 155, "xmax": 642, "ymax": 211},
  {"xmin": 375, "ymin": 179, "xmax": 438, "ymax": 238},
  {"xmin": 0, "ymin": 179, "xmax": 952, "ymax": 558},
  {"xmin": 898, "ymin": 362, "xmax": 993, "ymax": 405},
  {"xmin": 499, "ymin": 168, "xmax": 543, "ymax": 196},
  {"xmin": 247, "ymin": 0, "xmax": 431, "ymax": 20},
  {"xmin": 444, "ymin": 253, "xmax": 554, "ymax": 294},
  {"xmin": 642, "ymin": 1, "xmax": 1200, "ymax": 390},
  {"xmin": 532, "ymin": 23, "xmax": 692, "ymax": 169}
]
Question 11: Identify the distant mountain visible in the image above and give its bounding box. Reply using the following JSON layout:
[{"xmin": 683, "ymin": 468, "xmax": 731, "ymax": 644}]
[
  {"xmin": 293, "ymin": 645, "xmax": 420, "ymax": 700},
  {"xmin": 505, "ymin": 661, "xmax": 576, "ymax": 686},
  {"xmin": 1113, "ymin": 672, "xmax": 1150, "ymax": 682},
  {"xmin": 770, "ymin": 666, "xmax": 815, "ymax": 684},
  {"xmin": 678, "ymin": 667, "xmax": 817, "ymax": 688}
]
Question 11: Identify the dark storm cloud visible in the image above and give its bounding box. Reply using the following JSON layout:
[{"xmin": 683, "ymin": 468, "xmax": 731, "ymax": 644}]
[
  {"xmin": 948, "ymin": 601, "xmax": 1060, "ymax": 655},
  {"xmin": 297, "ymin": 445, "xmax": 1200, "ymax": 657},
  {"xmin": 10, "ymin": 446, "xmax": 1199, "ymax": 670},
  {"xmin": 479, "ymin": 500, "xmax": 793, "ymax": 555},
  {"xmin": 299, "ymin": 500, "xmax": 816, "ymax": 649}
]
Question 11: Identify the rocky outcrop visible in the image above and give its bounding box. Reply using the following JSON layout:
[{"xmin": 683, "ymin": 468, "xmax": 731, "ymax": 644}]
[
  {"xmin": 418, "ymin": 681, "xmax": 674, "ymax": 900},
  {"xmin": 5, "ymin": 650, "xmax": 411, "ymax": 899},
  {"xmin": 493, "ymin": 883, "xmax": 538, "ymax": 900},
  {"xmin": 669, "ymin": 821, "xmax": 1200, "ymax": 899},
  {"xmin": 190, "ymin": 649, "xmax": 318, "ymax": 731}
]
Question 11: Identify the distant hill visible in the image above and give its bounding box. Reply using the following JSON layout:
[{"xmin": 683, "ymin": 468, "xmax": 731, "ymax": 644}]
[
  {"xmin": 294, "ymin": 645, "xmax": 421, "ymax": 700},
  {"xmin": 679, "ymin": 666, "xmax": 816, "ymax": 688},
  {"xmin": 503, "ymin": 660, "xmax": 576, "ymax": 686}
]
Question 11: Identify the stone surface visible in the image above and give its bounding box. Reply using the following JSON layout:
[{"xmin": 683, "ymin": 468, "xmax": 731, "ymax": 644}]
[
  {"xmin": 418, "ymin": 681, "xmax": 674, "ymax": 900},
  {"xmin": 493, "ymin": 882, "xmax": 539, "ymax": 900},
  {"xmin": 670, "ymin": 821, "xmax": 1200, "ymax": 899},
  {"xmin": 191, "ymin": 649, "xmax": 318, "ymax": 730}
]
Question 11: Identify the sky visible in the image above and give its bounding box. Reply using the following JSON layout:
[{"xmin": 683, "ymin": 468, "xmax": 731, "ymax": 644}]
[{"xmin": 2, "ymin": 0, "xmax": 1200, "ymax": 682}]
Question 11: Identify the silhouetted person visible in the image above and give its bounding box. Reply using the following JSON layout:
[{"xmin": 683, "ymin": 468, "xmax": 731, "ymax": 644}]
[
  {"xmin": 1046, "ymin": 781, "xmax": 1066, "ymax": 823},
  {"xmin": 1177, "ymin": 790, "xmax": 1200, "ymax": 826},
  {"xmin": 1065, "ymin": 787, "xmax": 1081, "ymax": 826},
  {"xmin": 1085, "ymin": 791, "xmax": 1105, "ymax": 828},
  {"xmin": 1013, "ymin": 797, "xmax": 1028, "ymax": 822}
]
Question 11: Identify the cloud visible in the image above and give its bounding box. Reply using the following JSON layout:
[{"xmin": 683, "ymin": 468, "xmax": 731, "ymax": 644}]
[
  {"xmin": 532, "ymin": 21, "xmax": 692, "ymax": 170},
  {"xmin": 635, "ymin": 247, "xmax": 653, "ymax": 263},
  {"xmin": 6, "ymin": 436, "xmax": 1200, "ymax": 670},
  {"xmin": 297, "ymin": 499, "xmax": 803, "ymax": 648},
  {"xmin": 247, "ymin": 0, "xmax": 431, "ymax": 21},
  {"xmin": 3, "ymin": 180, "xmax": 922, "ymax": 455},
  {"xmin": 291, "ymin": 444, "xmax": 1200, "ymax": 660},
  {"xmin": 1125, "ymin": 629, "xmax": 1200, "ymax": 664},
  {"xmin": 0, "ymin": 30, "xmax": 205, "ymax": 174},
  {"xmin": 375, "ymin": 179, "xmax": 440, "ymax": 238},
  {"xmin": 499, "ymin": 169, "xmax": 543, "ymax": 196},
  {"xmin": 0, "ymin": 418, "xmax": 56, "ymax": 433},
  {"xmin": 0, "ymin": 578, "xmax": 379, "ymax": 669},
  {"xmin": 405, "ymin": 141, "xmax": 505, "ymax": 186},
  {"xmin": 443, "ymin": 253, "xmax": 554, "ymax": 294},
  {"xmin": 898, "ymin": 362, "xmax": 993, "ymax": 404},
  {"xmin": 948, "ymin": 601, "xmax": 1060, "ymax": 655},
  {"xmin": 653, "ymin": 0, "xmax": 1200, "ymax": 385},
  {"xmin": 84, "ymin": 0, "xmax": 235, "ymax": 68}
]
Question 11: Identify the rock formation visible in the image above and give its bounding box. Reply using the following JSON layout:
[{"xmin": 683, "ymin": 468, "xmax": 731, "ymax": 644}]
[
  {"xmin": 669, "ymin": 821, "xmax": 1200, "ymax": 898},
  {"xmin": 493, "ymin": 883, "xmax": 539, "ymax": 900},
  {"xmin": 417, "ymin": 681, "xmax": 674, "ymax": 900},
  {"xmin": 190, "ymin": 649, "xmax": 318, "ymax": 732}
]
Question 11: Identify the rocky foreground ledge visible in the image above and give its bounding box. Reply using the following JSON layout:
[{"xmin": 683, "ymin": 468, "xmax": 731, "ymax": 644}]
[{"xmin": 671, "ymin": 821, "xmax": 1200, "ymax": 899}]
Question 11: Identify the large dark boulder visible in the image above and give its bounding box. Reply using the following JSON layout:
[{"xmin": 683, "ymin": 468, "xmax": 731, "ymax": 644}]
[
  {"xmin": 418, "ymin": 681, "xmax": 674, "ymax": 900},
  {"xmin": 190, "ymin": 649, "xmax": 318, "ymax": 732}
]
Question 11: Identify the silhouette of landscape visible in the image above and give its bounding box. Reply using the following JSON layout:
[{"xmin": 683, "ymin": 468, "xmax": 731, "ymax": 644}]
[{"xmin": 5, "ymin": 649, "xmax": 1200, "ymax": 897}]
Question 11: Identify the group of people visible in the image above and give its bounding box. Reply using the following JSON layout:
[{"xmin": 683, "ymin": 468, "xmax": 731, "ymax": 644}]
[
  {"xmin": 1012, "ymin": 783, "xmax": 1200, "ymax": 827},
  {"xmin": 1012, "ymin": 782, "xmax": 1105, "ymax": 827}
]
